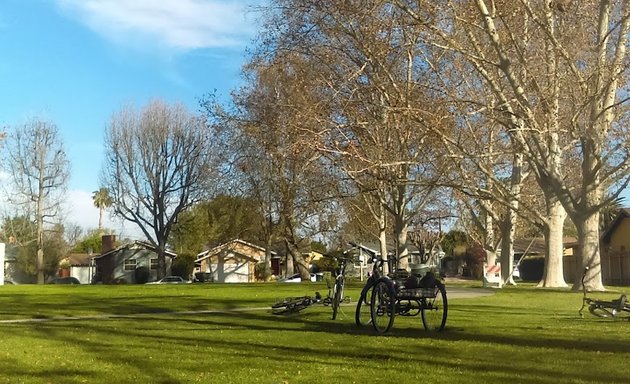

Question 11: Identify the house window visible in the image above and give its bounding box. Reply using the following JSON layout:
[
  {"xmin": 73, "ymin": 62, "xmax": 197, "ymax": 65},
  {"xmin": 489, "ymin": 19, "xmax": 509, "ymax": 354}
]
[
  {"xmin": 124, "ymin": 259, "xmax": 137, "ymax": 271},
  {"xmin": 150, "ymin": 258, "xmax": 158, "ymax": 270}
]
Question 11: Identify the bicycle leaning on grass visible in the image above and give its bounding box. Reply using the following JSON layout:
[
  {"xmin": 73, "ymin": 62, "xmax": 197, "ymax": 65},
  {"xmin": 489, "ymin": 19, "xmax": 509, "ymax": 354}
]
[
  {"xmin": 271, "ymin": 294, "xmax": 321, "ymax": 315},
  {"xmin": 579, "ymin": 267, "xmax": 630, "ymax": 320}
]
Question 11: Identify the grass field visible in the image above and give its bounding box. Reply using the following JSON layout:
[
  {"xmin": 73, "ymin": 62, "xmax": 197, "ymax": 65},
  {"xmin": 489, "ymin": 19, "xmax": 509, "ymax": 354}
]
[{"xmin": 0, "ymin": 281, "xmax": 628, "ymax": 384}]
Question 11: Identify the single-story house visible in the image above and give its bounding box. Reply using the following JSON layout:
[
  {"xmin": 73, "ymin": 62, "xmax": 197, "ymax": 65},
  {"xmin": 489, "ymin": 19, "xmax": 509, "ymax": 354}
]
[
  {"xmin": 195, "ymin": 239, "xmax": 273, "ymax": 283},
  {"xmin": 272, "ymin": 250, "xmax": 325, "ymax": 277},
  {"xmin": 3, "ymin": 243, "xmax": 31, "ymax": 284},
  {"xmin": 600, "ymin": 208, "xmax": 630, "ymax": 285},
  {"xmin": 92, "ymin": 237, "xmax": 177, "ymax": 284}
]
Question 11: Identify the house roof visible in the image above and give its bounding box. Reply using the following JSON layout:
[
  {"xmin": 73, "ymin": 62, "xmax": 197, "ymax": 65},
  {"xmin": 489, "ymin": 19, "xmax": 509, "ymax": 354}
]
[
  {"xmin": 345, "ymin": 241, "xmax": 429, "ymax": 257},
  {"xmin": 195, "ymin": 239, "xmax": 275, "ymax": 262},
  {"xmin": 601, "ymin": 208, "xmax": 630, "ymax": 244},
  {"xmin": 92, "ymin": 241, "xmax": 177, "ymax": 260},
  {"xmin": 66, "ymin": 253, "xmax": 93, "ymax": 266},
  {"xmin": 511, "ymin": 237, "xmax": 578, "ymax": 256}
]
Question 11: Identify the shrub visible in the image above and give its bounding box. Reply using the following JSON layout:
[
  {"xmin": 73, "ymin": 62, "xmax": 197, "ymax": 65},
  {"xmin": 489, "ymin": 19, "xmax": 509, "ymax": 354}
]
[
  {"xmin": 465, "ymin": 242, "xmax": 486, "ymax": 278},
  {"xmin": 171, "ymin": 253, "xmax": 196, "ymax": 279},
  {"xmin": 255, "ymin": 263, "xmax": 271, "ymax": 281}
]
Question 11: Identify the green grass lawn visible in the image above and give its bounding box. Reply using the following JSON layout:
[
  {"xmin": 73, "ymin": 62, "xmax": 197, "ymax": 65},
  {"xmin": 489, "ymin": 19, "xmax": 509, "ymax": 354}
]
[{"xmin": 0, "ymin": 281, "xmax": 628, "ymax": 384}]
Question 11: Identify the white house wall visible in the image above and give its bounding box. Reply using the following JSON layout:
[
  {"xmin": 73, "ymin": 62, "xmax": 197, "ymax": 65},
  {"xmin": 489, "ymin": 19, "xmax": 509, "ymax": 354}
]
[
  {"xmin": 71, "ymin": 265, "xmax": 93, "ymax": 284},
  {"xmin": 207, "ymin": 261, "xmax": 249, "ymax": 283}
]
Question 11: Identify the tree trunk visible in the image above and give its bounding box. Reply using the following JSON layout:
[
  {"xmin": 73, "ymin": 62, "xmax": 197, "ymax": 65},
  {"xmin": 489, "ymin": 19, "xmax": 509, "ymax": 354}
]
[
  {"xmin": 37, "ymin": 188, "xmax": 45, "ymax": 285},
  {"xmin": 484, "ymin": 205, "xmax": 497, "ymax": 265},
  {"xmin": 285, "ymin": 250, "xmax": 294, "ymax": 276},
  {"xmin": 285, "ymin": 239, "xmax": 309, "ymax": 280},
  {"xmin": 573, "ymin": 210, "xmax": 605, "ymax": 291},
  {"xmin": 262, "ymin": 232, "xmax": 273, "ymax": 281},
  {"xmin": 499, "ymin": 214, "xmax": 516, "ymax": 286},
  {"xmin": 98, "ymin": 207, "xmax": 104, "ymax": 230},
  {"xmin": 377, "ymin": 202, "xmax": 390, "ymax": 276},
  {"xmin": 500, "ymin": 152, "xmax": 524, "ymax": 285},
  {"xmin": 538, "ymin": 199, "xmax": 567, "ymax": 287},
  {"xmin": 395, "ymin": 214, "xmax": 409, "ymax": 271},
  {"xmin": 378, "ymin": 227, "xmax": 389, "ymax": 277},
  {"xmin": 157, "ymin": 250, "xmax": 166, "ymax": 280}
]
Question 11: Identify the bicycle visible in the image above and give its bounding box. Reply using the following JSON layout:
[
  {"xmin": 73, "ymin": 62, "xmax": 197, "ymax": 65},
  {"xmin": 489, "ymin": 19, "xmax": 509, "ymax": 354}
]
[
  {"xmin": 271, "ymin": 256, "xmax": 351, "ymax": 319},
  {"xmin": 354, "ymin": 253, "xmax": 385, "ymax": 327},
  {"xmin": 579, "ymin": 267, "xmax": 630, "ymax": 319},
  {"xmin": 328, "ymin": 255, "xmax": 351, "ymax": 320},
  {"xmin": 271, "ymin": 293, "xmax": 321, "ymax": 315}
]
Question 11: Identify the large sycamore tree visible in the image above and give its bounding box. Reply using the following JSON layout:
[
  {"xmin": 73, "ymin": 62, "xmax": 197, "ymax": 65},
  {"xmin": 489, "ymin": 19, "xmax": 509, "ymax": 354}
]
[
  {"xmin": 394, "ymin": 0, "xmax": 630, "ymax": 290},
  {"xmin": 101, "ymin": 100, "xmax": 216, "ymax": 279}
]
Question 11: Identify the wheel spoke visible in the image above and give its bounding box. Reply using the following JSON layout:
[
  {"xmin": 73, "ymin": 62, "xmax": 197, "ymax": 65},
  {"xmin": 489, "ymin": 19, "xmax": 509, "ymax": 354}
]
[{"xmin": 421, "ymin": 283, "xmax": 448, "ymax": 331}]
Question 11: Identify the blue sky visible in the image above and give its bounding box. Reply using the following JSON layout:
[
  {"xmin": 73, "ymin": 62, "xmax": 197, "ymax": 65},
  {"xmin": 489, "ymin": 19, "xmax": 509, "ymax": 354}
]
[
  {"xmin": 1, "ymin": 0, "xmax": 261, "ymax": 238},
  {"xmin": 1, "ymin": 1, "xmax": 628, "ymax": 240}
]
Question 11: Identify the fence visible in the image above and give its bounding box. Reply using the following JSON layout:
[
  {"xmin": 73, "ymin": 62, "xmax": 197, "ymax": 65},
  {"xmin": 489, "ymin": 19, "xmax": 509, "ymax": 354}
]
[{"xmin": 564, "ymin": 250, "xmax": 630, "ymax": 286}]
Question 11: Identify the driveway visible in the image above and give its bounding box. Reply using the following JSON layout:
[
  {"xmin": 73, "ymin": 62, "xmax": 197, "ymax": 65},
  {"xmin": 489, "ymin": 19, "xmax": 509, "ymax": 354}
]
[{"xmin": 446, "ymin": 286, "xmax": 495, "ymax": 299}]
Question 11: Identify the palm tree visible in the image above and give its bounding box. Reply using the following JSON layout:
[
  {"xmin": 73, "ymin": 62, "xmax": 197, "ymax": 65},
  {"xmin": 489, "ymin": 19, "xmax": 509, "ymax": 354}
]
[
  {"xmin": 600, "ymin": 195, "xmax": 626, "ymax": 233},
  {"xmin": 92, "ymin": 187, "xmax": 113, "ymax": 230}
]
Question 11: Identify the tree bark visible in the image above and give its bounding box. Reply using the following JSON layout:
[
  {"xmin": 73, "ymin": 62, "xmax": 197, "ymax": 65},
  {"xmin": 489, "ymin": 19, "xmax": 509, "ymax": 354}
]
[
  {"xmin": 394, "ymin": 213, "xmax": 409, "ymax": 271},
  {"xmin": 538, "ymin": 199, "xmax": 567, "ymax": 287},
  {"xmin": 499, "ymin": 214, "xmax": 516, "ymax": 286},
  {"xmin": 378, "ymin": 204, "xmax": 390, "ymax": 276},
  {"xmin": 573, "ymin": 210, "xmax": 605, "ymax": 291}
]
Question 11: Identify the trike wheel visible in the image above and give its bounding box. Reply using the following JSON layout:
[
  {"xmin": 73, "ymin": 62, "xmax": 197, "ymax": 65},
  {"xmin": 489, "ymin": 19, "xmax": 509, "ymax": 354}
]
[
  {"xmin": 421, "ymin": 282, "xmax": 447, "ymax": 331},
  {"xmin": 332, "ymin": 278, "xmax": 344, "ymax": 320},
  {"xmin": 355, "ymin": 283, "xmax": 373, "ymax": 327},
  {"xmin": 370, "ymin": 278, "xmax": 395, "ymax": 334}
]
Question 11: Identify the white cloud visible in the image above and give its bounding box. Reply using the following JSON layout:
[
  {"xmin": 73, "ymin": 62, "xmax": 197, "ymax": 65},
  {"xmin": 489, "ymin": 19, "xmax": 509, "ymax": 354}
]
[{"xmin": 55, "ymin": 0, "xmax": 257, "ymax": 50}]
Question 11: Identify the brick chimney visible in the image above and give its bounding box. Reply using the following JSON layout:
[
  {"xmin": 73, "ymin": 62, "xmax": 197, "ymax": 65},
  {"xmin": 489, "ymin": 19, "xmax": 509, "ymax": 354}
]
[{"xmin": 101, "ymin": 235, "xmax": 116, "ymax": 254}]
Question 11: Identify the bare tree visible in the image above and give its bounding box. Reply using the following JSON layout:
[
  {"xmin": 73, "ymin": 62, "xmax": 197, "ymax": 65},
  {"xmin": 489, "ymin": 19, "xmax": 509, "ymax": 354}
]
[
  {"xmin": 4, "ymin": 119, "xmax": 69, "ymax": 284},
  {"xmin": 253, "ymin": 0, "xmax": 453, "ymax": 272},
  {"xmin": 229, "ymin": 55, "xmax": 340, "ymax": 281},
  {"xmin": 101, "ymin": 100, "xmax": 216, "ymax": 279}
]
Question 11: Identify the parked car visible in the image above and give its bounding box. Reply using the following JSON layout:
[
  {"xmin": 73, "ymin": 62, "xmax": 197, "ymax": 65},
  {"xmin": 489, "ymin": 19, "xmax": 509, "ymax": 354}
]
[
  {"xmin": 193, "ymin": 272, "xmax": 214, "ymax": 283},
  {"xmin": 50, "ymin": 276, "xmax": 80, "ymax": 284},
  {"xmin": 279, "ymin": 273, "xmax": 317, "ymax": 283},
  {"xmin": 512, "ymin": 266, "xmax": 521, "ymax": 280},
  {"xmin": 147, "ymin": 276, "xmax": 191, "ymax": 284}
]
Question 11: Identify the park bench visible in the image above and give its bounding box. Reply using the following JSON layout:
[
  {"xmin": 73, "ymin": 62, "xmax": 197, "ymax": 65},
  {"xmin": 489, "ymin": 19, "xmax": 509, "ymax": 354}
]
[{"xmin": 483, "ymin": 262, "xmax": 503, "ymax": 288}]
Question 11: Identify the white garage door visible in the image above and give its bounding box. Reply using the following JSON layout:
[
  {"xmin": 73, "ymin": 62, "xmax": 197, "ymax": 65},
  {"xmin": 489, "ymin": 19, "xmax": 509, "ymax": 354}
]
[{"xmin": 210, "ymin": 262, "xmax": 249, "ymax": 283}]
